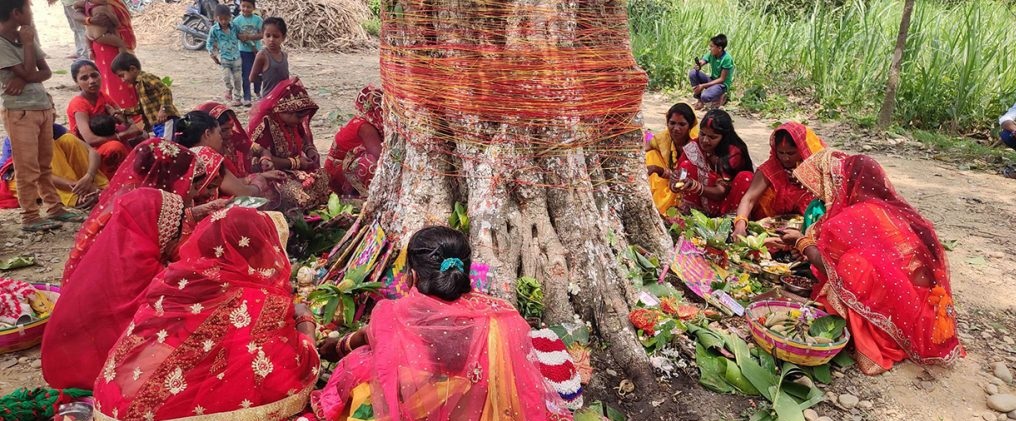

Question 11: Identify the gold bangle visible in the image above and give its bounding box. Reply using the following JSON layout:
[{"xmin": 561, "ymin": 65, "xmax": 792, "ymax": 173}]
[
  {"xmin": 795, "ymin": 237, "xmax": 816, "ymax": 254},
  {"xmin": 733, "ymin": 215, "xmax": 748, "ymax": 226}
]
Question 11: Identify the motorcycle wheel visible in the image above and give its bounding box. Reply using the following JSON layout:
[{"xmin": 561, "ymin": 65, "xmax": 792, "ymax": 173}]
[{"xmin": 180, "ymin": 17, "xmax": 208, "ymax": 51}]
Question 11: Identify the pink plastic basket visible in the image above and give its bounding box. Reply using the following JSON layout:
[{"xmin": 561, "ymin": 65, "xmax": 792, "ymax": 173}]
[
  {"xmin": 0, "ymin": 283, "xmax": 60, "ymax": 354},
  {"xmin": 746, "ymin": 300, "xmax": 849, "ymax": 366}
]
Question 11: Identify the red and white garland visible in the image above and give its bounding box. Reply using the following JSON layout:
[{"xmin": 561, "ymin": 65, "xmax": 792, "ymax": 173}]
[
  {"xmin": 530, "ymin": 328, "xmax": 583, "ymax": 410},
  {"xmin": 0, "ymin": 278, "xmax": 35, "ymax": 326}
]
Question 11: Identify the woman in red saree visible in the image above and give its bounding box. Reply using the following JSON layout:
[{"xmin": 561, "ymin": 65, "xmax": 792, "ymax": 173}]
[
  {"xmin": 76, "ymin": 0, "xmax": 139, "ymax": 112},
  {"xmin": 195, "ymin": 102, "xmax": 252, "ymax": 177},
  {"xmin": 672, "ymin": 109, "xmax": 754, "ymax": 217},
  {"xmin": 180, "ymin": 109, "xmax": 283, "ymax": 203},
  {"xmin": 248, "ymin": 78, "xmax": 330, "ymax": 210},
  {"xmin": 62, "ymin": 138, "xmax": 198, "ymax": 281},
  {"xmin": 42, "ymin": 187, "xmax": 187, "ymax": 389},
  {"xmin": 92, "ymin": 208, "xmax": 319, "ymax": 421},
  {"xmin": 66, "ymin": 60, "xmax": 140, "ymax": 176},
  {"xmin": 732, "ymin": 122, "xmax": 826, "ymax": 237},
  {"xmin": 326, "ymin": 85, "xmax": 383, "ymax": 197},
  {"xmin": 313, "ymin": 226, "xmax": 573, "ymax": 421},
  {"xmin": 782, "ymin": 150, "xmax": 963, "ymax": 374},
  {"xmin": 191, "ymin": 145, "xmax": 225, "ymax": 204}
]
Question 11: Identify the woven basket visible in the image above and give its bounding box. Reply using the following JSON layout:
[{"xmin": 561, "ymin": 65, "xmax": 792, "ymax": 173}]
[
  {"xmin": 0, "ymin": 283, "xmax": 60, "ymax": 354},
  {"xmin": 745, "ymin": 300, "xmax": 849, "ymax": 366}
]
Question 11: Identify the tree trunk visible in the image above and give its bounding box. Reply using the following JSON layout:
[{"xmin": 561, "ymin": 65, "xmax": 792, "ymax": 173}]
[
  {"xmin": 877, "ymin": 0, "xmax": 916, "ymax": 130},
  {"xmin": 363, "ymin": 0, "xmax": 674, "ymax": 405}
]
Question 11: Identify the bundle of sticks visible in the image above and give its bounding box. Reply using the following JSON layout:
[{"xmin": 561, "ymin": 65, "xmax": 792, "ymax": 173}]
[{"xmin": 258, "ymin": 0, "xmax": 377, "ymax": 52}]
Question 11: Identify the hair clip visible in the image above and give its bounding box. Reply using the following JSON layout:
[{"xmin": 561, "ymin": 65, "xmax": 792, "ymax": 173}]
[{"xmin": 440, "ymin": 257, "xmax": 465, "ymax": 273}]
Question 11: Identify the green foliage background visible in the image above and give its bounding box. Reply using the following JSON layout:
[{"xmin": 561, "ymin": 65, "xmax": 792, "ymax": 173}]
[{"xmin": 628, "ymin": 0, "xmax": 1016, "ymax": 133}]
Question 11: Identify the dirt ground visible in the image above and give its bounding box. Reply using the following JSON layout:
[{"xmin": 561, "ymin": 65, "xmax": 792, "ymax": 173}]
[{"xmin": 2, "ymin": 4, "xmax": 1015, "ymax": 420}]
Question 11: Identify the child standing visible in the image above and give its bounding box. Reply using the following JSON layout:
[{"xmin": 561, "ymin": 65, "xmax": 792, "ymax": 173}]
[
  {"xmin": 233, "ymin": 0, "xmax": 262, "ymax": 106},
  {"xmin": 689, "ymin": 33, "xmax": 735, "ymax": 110},
  {"xmin": 0, "ymin": 0, "xmax": 81, "ymax": 231},
  {"xmin": 78, "ymin": 0, "xmax": 129, "ymax": 54},
  {"xmin": 110, "ymin": 52, "xmax": 180, "ymax": 138},
  {"xmin": 206, "ymin": 4, "xmax": 242, "ymax": 106},
  {"xmin": 250, "ymin": 17, "xmax": 288, "ymax": 96}
]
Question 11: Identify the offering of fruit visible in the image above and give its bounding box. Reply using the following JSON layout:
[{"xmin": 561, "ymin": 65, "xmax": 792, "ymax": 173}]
[{"xmin": 757, "ymin": 309, "xmax": 846, "ymax": 345}]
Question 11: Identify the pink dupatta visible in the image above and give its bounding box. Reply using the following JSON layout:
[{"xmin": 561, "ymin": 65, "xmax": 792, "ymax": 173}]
[{"xmin": 314, "ymin": 290, "xmax": 573, "ymax": 420}]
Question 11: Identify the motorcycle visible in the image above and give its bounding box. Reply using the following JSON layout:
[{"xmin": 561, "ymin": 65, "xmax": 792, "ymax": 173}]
[{"xmin": 176, "ymin": 0, "xmax": 240, "ymax": 51}]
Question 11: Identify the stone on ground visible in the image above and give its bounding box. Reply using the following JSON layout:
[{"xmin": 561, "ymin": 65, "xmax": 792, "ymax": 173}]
[
  {"xmin": 838, "ymin": 393, "xmax": 860, "ymax": 409},
  {"xmin": 995, "ymin": 362, "xmax": 1014, "ymax": 384},
  {"xmin": 987, "ymin": 394, "xmax": 1016, "ymax": 413}
]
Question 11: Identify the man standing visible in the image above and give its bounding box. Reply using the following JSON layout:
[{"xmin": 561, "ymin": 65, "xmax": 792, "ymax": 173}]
[{"xmin": 49, "ymin": 0, "xmax": 89, "ymax": 59}]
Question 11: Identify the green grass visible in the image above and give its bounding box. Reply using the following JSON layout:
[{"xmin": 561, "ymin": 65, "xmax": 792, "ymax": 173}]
[
  {"xmin": 628, "ymin": 0, "xmax": 1016, "ymax": 134},
  {"xmin": 909, "ymin": 129, "xmax": 1016, "ymax": 166}
]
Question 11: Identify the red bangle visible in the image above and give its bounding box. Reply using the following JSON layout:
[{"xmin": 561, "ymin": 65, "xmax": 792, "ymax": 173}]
[{"xmin": 295, "ymin": 314, "xmax": 316, "ymax": 327}]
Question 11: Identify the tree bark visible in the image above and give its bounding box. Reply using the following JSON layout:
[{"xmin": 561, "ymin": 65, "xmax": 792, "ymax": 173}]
[
  {"xmin": 877, "ymin": 0, "xmax": 916, "ymax": 130},
  {"xmin": 365, "ymin": 0, "xmax": 673, "ymax": 405}
]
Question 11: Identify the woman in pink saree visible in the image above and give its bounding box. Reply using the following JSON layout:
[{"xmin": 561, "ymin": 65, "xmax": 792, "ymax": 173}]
[
  {"xmin": 92, "ymin": 208, "xmax": 319, "ymax": 420},
  {"xmin": 313, "ymin": 226, "xmax": 573, "ymax": 421}
]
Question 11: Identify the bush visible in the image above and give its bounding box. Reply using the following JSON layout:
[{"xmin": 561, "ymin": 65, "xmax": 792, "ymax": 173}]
[{"xmin": 628, "ymin": 0, "xmax": 1016, "ymax": 133}]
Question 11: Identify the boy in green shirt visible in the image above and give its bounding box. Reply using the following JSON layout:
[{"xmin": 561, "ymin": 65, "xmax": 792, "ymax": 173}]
[{"xmin": 689, "ymin": 33, "xmax": 734, "ymax": 109}]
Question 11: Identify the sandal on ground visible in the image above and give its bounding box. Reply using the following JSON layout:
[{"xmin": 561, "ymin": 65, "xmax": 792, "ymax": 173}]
[
  {"xmin": 49, "ymin": 210, "xmax": 86, "ymax": 223},
  {"xmin": 22, "ymin": 219, "xmax": 62, "ymax": 233}
]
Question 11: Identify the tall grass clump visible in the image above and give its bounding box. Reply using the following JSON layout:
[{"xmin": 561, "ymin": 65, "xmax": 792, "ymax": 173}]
[{"xmin": 628, "ymin": 0, "xmax": 1016, "ymax": 133}]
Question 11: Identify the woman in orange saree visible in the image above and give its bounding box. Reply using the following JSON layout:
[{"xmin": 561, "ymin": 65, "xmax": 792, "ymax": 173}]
[
  {"xmin": 312, "ymin": 226, "xmax": 573, "ymax": 421},
  {"xmin": 732, "ymin": 122, "xmax": 826, "ymax": 237},
  {"xmin": 782, "ymin": 150, "xmax": 963, "ymax": 374},
  {"xmin": 83, "ymin": 0, "xmax": 139, "ymax": 112}
]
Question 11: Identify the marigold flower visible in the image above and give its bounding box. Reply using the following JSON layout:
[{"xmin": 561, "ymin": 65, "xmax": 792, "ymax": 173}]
[{"xmin": 629, "ymin": 308, "xmax": 659, "ymax": 335}]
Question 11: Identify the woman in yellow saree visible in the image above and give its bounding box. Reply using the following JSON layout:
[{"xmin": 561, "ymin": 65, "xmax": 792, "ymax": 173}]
[{"xmin": 646, "ymin": 103, "xmax": 699, "ymax": 215}]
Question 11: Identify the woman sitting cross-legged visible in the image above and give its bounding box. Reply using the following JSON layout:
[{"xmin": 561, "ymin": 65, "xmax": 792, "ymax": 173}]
[
  {"xmin": 6, "ymin": 124, "xmax": 109, "ymax": 209},
  {"xmin": 312, "ymin": 226, "xmax": 574, "ymax": 420},
  {"xmin": 732, "ymin": 121, "xmax": 826, "ymax": 238},
  {"xmin": 326, "ymin": 85, "xmax": 383, "ymax": 197},
  {"xmin": 92, "ymin": 207, "xmax": 320, "ymax": 420},
  {"xmin": 176, "ymin": 110, "xmax": 285, "ymax": 205},
  {"xmin": 646, "ymin": 103, "xmax": 699, "ymax": 215},
  {"xmin": 42, "ymin": 188, "xmax": 191, "ymax": 389},
  {"xmin": 671, "ymin": 109, "xmax": 754, "ymax": 217},
  {"xmin": 248, "ymin": 78, "xmax": 330, "ymax": 211},
  {"xmin": 779, "ymin": 150, "xmax": 964, "ymax": 375},
  {"xmin": 66, "ymin": 59, "xmax": 142, "ymax": 176}
]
